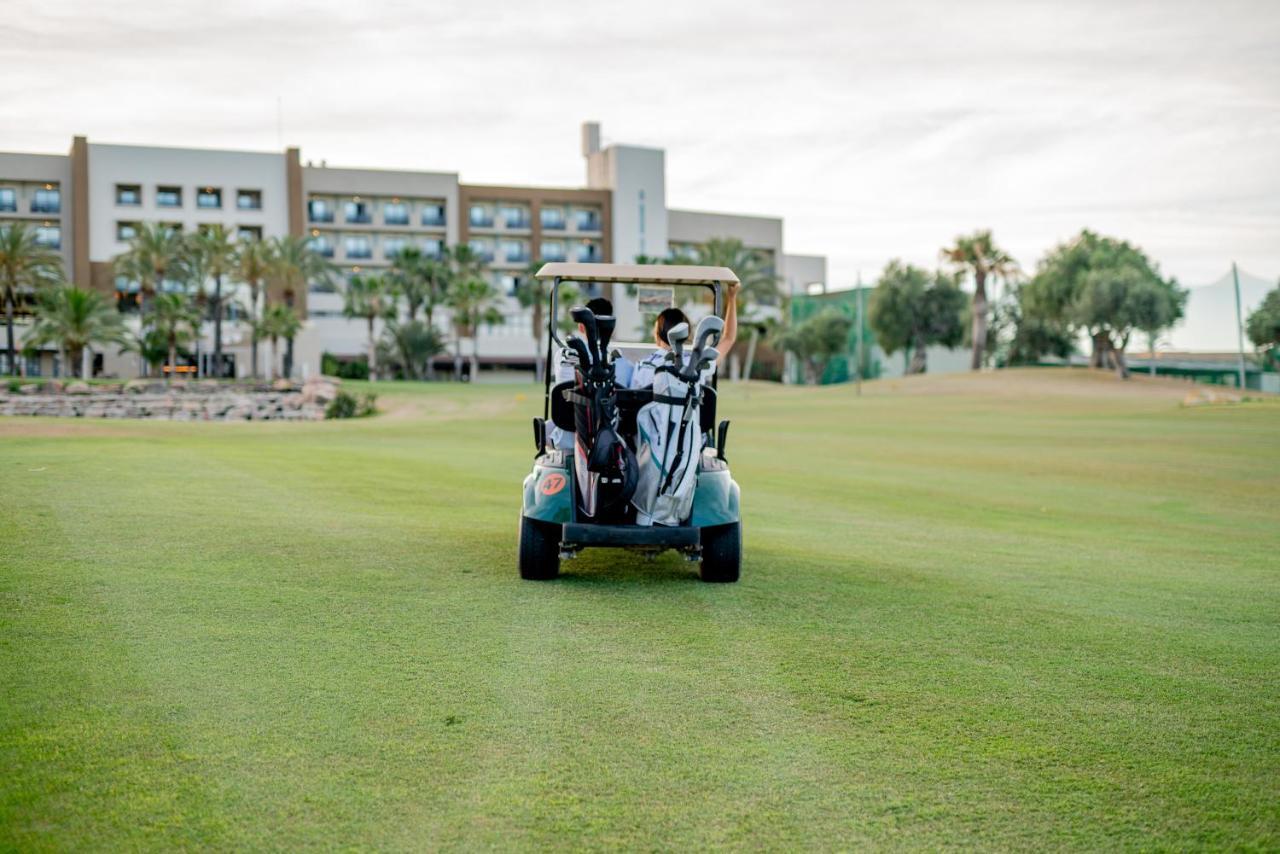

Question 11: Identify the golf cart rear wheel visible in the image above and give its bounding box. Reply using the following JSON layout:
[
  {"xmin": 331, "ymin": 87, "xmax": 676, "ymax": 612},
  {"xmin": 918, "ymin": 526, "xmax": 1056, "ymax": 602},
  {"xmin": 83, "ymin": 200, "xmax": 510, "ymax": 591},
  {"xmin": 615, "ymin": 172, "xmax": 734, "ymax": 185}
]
[
  {"xmin": 699, "ymin": 522, "xmax": 741, "ymax": 583},
  {"xmin": 518, "ymin": 515, "xmax": 560, "ymax": 580}
]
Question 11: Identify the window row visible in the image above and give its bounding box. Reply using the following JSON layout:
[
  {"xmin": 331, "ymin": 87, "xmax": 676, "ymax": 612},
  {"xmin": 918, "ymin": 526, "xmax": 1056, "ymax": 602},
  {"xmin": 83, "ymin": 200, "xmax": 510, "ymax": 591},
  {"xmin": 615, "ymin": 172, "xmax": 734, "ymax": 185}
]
[
  {"xmin": 0, "ymin": 186, "xmax": 60, "ymax": 214},
  {"xmin": 308, "ymin": 233, "xmax": 445, "ymax": 261},
  {"xmin": 308, "ymin": 197, "xmax": 446, "ymax": 227},
  {"xmin": 467, "ymin": 203, "xmax": 601, "ymax": 232},
  {"xmin": 115, "ymin": 221, "xmax": 263, "ymax": 242},
  {"xmin": 115, "ymin": 184, "xmax": 261, "ymax": 211}
]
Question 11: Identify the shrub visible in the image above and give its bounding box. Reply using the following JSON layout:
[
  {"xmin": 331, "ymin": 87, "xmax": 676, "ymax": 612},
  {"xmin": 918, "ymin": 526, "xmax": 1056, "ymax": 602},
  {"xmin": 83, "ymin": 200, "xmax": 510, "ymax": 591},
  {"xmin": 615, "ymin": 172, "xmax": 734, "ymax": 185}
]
[
  {"xmin": 321, "ymin": 351, "xmax": 370, "ymax": 381},
  {"xmin": 325, "ymin": 390, "xmax": 378, "ymax": 419},
  {"xmin": 7, "ymin": 379, "xmax": 21, "ymax": 393}
]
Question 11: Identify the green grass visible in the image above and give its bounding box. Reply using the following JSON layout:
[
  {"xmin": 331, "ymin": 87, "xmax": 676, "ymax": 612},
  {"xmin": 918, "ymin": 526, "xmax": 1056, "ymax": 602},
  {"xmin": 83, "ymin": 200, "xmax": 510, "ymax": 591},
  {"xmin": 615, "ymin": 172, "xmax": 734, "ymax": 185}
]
[{"xmin": 2, "ymin": 369, "xmax": 1277, "ymax": 849}]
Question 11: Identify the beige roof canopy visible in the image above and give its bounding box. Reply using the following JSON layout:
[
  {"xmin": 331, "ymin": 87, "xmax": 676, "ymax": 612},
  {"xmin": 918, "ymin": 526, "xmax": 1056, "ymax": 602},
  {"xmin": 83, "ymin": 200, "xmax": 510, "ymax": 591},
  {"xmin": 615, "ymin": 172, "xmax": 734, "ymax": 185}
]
[{"xmin": 534, "ymin": 262, "xmax": 739, "ymax": 286}]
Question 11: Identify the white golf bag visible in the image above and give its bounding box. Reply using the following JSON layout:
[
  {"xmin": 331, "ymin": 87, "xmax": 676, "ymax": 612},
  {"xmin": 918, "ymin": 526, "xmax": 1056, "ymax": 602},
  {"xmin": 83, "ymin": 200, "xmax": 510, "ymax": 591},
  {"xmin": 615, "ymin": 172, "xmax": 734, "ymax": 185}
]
[{"xmin": 632, "ymin": 362, "xmax": 703, "ymax": 527}]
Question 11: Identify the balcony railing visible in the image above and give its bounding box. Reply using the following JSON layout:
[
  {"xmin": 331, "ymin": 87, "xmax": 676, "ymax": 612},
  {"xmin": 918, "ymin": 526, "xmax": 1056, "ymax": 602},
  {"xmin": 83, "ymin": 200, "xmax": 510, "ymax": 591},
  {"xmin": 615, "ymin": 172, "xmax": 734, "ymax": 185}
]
[
  {"xmin": 345, "ymin": 210, "xmax": 372, "ymax": 225},
  {"xmin": 308, "ymin": 204, "xmax": 334, "ymax": 223},
  {"xmin": 504, "ymin": 251, "xmax": 530, "ymax": 264},
  {"xmin": 575, "ymin": 215, "xmax": 601, "ymax": 232},
  {"xmin": 384, "ymin": 214, "xmax": 409, "ymax": 226},
  {"xmin": 541, "ymin": 215, "xmax": 566, "ymax": 230},
  {"xmin": 31, "ymin": 202, "xmax": 60, "ymax": 214},
  {"xmin": 502, "ymin": 214, "xmax": 531, "ymax": 229},
  {"xmin": 470, "ymin": 215, "xmax": 495, "ymax": 228}
]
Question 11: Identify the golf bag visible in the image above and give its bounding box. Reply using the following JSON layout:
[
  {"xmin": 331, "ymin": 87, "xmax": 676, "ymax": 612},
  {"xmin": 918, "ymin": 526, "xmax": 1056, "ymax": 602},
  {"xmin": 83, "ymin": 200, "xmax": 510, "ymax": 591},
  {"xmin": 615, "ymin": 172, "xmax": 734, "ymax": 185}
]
[
  {"xmin": 562, "ymin": 308, "xmax": 637, "ymax": 522},
  {"xmin": 632, "ymin": 357, "xmax": 704, "ymax": 527}
]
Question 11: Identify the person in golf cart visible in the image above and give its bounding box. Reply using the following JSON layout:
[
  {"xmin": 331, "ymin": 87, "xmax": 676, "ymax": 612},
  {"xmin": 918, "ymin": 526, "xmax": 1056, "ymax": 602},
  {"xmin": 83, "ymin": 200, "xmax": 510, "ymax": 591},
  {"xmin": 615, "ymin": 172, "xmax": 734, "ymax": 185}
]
[
  {"xmin": 629, "ymin": 281, "xmax": 739, "ymax": 389},
  {"xmin": 548, "ymin": 296, "xmax": 634, "ymax": 450}
]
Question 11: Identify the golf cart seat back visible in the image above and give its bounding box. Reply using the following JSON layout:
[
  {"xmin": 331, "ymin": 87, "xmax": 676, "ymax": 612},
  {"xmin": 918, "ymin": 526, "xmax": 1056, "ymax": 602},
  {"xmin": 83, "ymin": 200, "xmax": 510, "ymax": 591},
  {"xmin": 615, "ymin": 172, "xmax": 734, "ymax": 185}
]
[{"xmin": 551, "ymin": 380, "xmax": 716, "ymax": 436}]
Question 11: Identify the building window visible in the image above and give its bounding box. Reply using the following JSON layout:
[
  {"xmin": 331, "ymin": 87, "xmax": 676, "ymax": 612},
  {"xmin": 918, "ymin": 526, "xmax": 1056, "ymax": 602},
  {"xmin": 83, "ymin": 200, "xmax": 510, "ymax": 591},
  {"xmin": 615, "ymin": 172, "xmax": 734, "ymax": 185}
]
[
  {"xmin": 196, "ymin": 187, "xmax": 222, "ymax": 209},
  {"xmin": 499, "ymin": 204, "xmax": 530, "ymax": 229},
  {"xmin": 382, "ymin": 236, "xmax": 408, "ymax": 258},
  {"xmin": 540, "ymin": 206, "xmax": 566, "ymax": 230},
  {"xmin": 577, "ymin": 241, "xmax": 601, "ymax": 263},
  {"xmin": 116, "ymin": 184, "xmax": 141, "ymax": 206},
  {"xmin": 161, "ymin": 222, "xmax": 182, "ymax": 235},
  {"xmin": 25, "ymin": 354, "xmax": 42, "ymax": 377},
  {"xmin": 500, "ymin": 274, "xmax": 522, "ymax": 297},
  {"xmin": 501, "ymin": 239, "xmax": 529, "ymax": 264},
  {"xmin": 383, "ymin": 201, "xmax": 409, "ymax": 225},
  {"xmin": 0, "ymin": 188, "xmax": 16, "ymax": 212},
  {"xmin": 344, "ymin": 200, "xmax": 371, "ymax": 224},
  {"xmin": 236, "ymin": 189, "xmax": 262, "ymax": 210},
  {"xmin": 344, "ymin": 235, "xmax": 372, "ymax": 259},
  {"xmin": 238, "ymin": 225, "xmax": 262, "ymax": 242},
  {"xmin": 116, "ymin": 222, "xmax": 139, "ymax": 241},
  {"xmin": 308, "ymin": 198, "xmax": 334, "ymax": 223},
  {"xmin": 421, "ymin": 203, "xmax": 445, "ymax": 227},
  {"xmin": 421, "ymin": 237, "xmax": 443, "ymax": 258},
  {"xmin": 575, "ymin": 208, "xmax": 601, "ymax": 231},
  {"xmin": 309, "ymin": 234, "xmax": 334, "ymax": 258},
  {"xmin": 540, "ymin": 240, "xmax": 566, "ymax": 262},
  {"xmin": 32, "ymin": 188, "xmax": 60, "ymax": 214},
  {"xmin": 469, "ymin": 204, "xmax": 494, "ymax": 228},
  {"xmin": 34, "ymin": 225, "xmax": 61, "ymax": 249},
  {"xmin": 468, "ymin": 238, "xmax": 494, "ymax": 262},
  {"xmin": 157, "ymin": 186, "xmax": 182, "ymax": 207}
]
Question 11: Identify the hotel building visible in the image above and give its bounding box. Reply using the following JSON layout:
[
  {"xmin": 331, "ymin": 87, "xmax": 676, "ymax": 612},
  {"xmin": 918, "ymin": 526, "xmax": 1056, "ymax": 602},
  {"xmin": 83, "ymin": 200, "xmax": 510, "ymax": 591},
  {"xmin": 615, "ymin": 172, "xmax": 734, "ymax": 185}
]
[{"xmin": 0, "ymin": 123, "xmax": 826, "ymax": 378}]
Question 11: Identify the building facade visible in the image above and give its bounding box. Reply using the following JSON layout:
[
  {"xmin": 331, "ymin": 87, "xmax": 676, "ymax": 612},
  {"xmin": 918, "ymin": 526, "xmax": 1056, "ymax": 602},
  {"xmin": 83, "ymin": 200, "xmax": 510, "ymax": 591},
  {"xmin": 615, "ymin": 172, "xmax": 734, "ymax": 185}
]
[{"xmin": 0, "ymin": 123, "xmax": 827, "ymax": 379}]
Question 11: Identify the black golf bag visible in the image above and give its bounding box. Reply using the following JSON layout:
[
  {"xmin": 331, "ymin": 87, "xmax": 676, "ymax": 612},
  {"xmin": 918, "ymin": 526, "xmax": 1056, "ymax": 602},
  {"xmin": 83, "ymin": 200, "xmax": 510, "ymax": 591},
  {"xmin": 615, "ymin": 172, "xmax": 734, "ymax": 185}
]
[{"xmin": 562, "ymin": 308, "xmax": 638, "ymax": 522}]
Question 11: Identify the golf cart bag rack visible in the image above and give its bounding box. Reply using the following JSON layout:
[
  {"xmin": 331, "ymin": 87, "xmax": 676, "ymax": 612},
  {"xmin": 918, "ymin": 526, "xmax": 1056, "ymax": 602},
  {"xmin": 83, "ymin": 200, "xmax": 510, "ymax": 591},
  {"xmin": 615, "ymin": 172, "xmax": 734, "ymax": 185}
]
[{"xmin": 550, "ymin": 382, "xmax": 718, "ymax": 438}]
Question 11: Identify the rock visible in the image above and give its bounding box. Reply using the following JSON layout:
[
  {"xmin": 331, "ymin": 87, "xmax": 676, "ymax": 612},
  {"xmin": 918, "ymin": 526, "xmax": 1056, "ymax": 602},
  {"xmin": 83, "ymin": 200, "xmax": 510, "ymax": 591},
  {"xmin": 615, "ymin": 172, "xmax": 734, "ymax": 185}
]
[
  {"xmin": 43, "ymin": 380, "xmax": 65, "ymax": 393},
  {"xmin": 272, "ymin": 378, "xmax": 295, "ymax": 392},
  {"xmin": 65, "ymin": 381, "xmax": 92, "ymax": 395},
  {"xmin": 300, "ymin": 378, "xmax": 339, "ymax": 405},
  {"xmin": 124, "ymin": 379, "xmax": 151, "ymax": 394},
  {"xmin": 19, "ymin": 384, "xmax": 39, "ymax": 395}
]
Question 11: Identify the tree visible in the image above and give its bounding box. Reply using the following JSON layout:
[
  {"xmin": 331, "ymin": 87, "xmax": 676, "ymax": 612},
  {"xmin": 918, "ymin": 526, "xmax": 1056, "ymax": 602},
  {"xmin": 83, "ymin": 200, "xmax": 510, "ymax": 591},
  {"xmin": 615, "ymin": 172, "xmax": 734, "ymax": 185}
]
[
  {"xmin": 267, "ymin": 235, "xmax": 334, "ymax": 379},
  {"xmin": 772, "ymin": 309, "xmax": 853, "ymax": 384},
  {"xmin": 114, "ymin": 223, "xmax": 182, "ymax": 310},
  {"xmin": 262, "ymin": 303, "xmax": 302, "ymax": 381},
  {"xmin": 121, "ymin": 327, "xmax": 169, "ymax": 378},
  {"xmin": 1246, "ymin": 285, "xmax": 1280, "ymax": 369},
  {"xmin": 446, "ymin": 275, "xmax": 504, "ymax": 381},
  {"xmin": 868, "ymin": 260, "xmax": 966, "ymax": 374},
  {"xmin": 343, "ymin": 274, "xmax": 394, "ymax": 381},
  {"xmin": 0, "ymin": 222, "xmax": 64, "ymax": 375},
  {"xmin": 1021, "ymin": 231, "xmax": 1185, "ymax": 378},
  {"xmin": 187, "ymin": 226, "xmax": 237, "ymax": 378},
  {"xmin": 516, "ymin": 259, "xmax": 556, "ymax": 383},
  {"xmin": 235, "ymin": 238, "xmax": 273, "ymax": 379},
  {"xmin": 389, "ymin": 246, "xmax": 451, "ymax": 379},
  {"xmin": 941, "ymin": 230, "xmax": 1018, "ymax": 370},
  {"xmin": 27, "ymin": 286, "xmax": 125, "ymax": 379},
  {"xmin": 684, "ymin": 238, "xmax": 781, "ymax": 312},
  {"xmin": 379, "ymin": 319, "xmax": 445, "ymax": 381},
  {"xmin": 147, "ymin": 292, "xmax": 197, "ymax": 385}
]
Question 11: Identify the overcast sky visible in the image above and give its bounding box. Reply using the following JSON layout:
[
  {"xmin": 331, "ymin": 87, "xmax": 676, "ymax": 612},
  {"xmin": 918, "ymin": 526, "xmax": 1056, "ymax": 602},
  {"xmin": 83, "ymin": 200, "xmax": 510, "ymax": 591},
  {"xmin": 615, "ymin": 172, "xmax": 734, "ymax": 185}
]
[{"xmin": 2, "ymin": 0, "xmax": 1277, "ymax": 289}]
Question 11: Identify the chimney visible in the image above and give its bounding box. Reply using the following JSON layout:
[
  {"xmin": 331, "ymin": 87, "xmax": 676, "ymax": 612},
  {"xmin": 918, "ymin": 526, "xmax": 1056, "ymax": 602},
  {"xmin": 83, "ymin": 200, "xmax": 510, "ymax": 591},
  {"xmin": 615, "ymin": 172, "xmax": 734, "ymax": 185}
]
[{"xmin": 581, "ymin": 121, "xmax": 601, "ymax": 157}]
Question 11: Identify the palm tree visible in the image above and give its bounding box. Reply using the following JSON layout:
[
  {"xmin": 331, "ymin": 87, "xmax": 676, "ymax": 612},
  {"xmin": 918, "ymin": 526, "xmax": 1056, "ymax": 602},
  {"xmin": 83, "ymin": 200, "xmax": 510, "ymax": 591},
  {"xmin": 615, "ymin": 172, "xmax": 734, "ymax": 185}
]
[
  {"xmin": 267, "ymin": 236, "xmax": 333, "ymax": 378},
  {"xmin": 114, "ymin": 223, "xmax": 182, "ymax": 310},
  {"xmin": 174, "ymin": 238, "xmax": 211, "ymax": 378},
  {"xmin": 941, "ymin": 230, "xmax": 1019, "ymax": 370},
  {"xmin": 187, "ymin": 226, "xmax": 238, "ymax": 378},
  {"xmin": 685, "ymin": 238, "xmax": 780, "ymax": 312},
  {"xmin": 148, "ymin": 292, "xmax": 197, "ymax": 385},
  {"xmin": 517, "ymin": 259, "xmax": 555, "ymax": 383},
  {"xmin": 0, "ymin": 222, "xmax": 64, "ymax": 375},
  {"xmin": 343, "ymin": 273, "xmax": 394, "ymax": 381},
  {"xmin": 389, "ymin": 246, "xmax": 452, "ymax": 379},
  {"xmin": 380, "ymin": 319, "xmax": 445, "ymax": 381},
  {"xmin": 447, "ymin": 276, "xmax": 504, "ymax": 381},
  {"xmin": 234, "ymin": 239, "xmax": 272, "ymax": 379},
  {"xmin": 262, "ymin": 303, "xmax": 302, "ymax": 381},
  {"xmin": 27, "ymin": 286, "xmax": 124, "ymax": 379}
]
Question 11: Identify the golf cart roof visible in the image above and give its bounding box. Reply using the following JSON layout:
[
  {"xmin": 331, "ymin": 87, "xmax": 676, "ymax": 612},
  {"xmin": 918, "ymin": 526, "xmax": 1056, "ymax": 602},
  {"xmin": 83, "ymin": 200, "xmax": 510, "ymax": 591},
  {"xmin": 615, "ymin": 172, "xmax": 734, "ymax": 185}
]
[{"xmin": 535, "ymin": 262, "xmax": 739, "ymax": 286}]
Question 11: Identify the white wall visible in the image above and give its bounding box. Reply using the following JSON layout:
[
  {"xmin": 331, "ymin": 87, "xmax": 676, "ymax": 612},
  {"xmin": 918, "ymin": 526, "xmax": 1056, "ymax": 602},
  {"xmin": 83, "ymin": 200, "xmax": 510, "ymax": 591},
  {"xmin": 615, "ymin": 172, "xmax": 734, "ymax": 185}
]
[
  {"xmin": 782, "ymin": 253, "xmax": 827, "ymax": 296},
  {"xmin": 87, "ymin": 143, "xmax": 290, "ymax": 263}
]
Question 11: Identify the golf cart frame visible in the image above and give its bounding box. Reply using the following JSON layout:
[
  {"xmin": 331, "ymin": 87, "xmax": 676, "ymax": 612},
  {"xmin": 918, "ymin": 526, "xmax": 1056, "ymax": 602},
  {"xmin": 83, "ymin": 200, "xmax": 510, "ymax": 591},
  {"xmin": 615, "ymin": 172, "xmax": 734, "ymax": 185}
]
[{"xmin": 519, "ymin": 262, "xmax": 742, "ymax": 582}]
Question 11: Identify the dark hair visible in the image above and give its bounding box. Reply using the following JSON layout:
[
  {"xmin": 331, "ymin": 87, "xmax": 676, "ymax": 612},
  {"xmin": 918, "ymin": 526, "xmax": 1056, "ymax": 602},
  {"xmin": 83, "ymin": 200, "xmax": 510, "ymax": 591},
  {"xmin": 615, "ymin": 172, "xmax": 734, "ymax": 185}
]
[
  {"xmin": 655, "ymin": 307, "xmax": 689, "ymax": 345},
  {"xmin": 585, "ymin": 297, "xmax": 613, "ymax": 317}
]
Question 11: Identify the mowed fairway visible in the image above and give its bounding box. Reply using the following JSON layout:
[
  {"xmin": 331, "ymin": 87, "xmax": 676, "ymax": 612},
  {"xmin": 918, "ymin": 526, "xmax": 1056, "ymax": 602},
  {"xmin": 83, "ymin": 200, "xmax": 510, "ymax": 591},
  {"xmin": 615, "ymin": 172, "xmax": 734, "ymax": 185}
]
[{"xmin": 2, "ymin": 369, "xmax": 1277, "ymax": 849}]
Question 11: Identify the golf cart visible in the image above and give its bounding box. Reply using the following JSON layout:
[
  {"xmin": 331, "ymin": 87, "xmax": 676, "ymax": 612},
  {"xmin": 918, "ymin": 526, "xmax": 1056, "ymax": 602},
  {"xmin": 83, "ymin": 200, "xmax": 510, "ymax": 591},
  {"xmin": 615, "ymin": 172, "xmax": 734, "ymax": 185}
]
[{"xmin": 519, "ymin": 262, "xmax": 742, "ymax": 583}]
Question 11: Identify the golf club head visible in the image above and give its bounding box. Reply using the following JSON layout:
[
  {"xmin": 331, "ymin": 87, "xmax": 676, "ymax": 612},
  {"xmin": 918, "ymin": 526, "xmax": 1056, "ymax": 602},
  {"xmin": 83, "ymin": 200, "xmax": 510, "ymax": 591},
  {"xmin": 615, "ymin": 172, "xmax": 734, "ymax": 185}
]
[
  {"xmin": 595, "ymin": 315, "xmax": 616, "ymax": 358},
  {"xmin": 697, "ymin": 350, "xmax": 719, "ymax": 373},
  {"xmin": 693, "ymin": 315, "xmax": 724, "ymax": 354},
  {"xmin": 570, "ymin": 306, "xmax": 599, "ymax": 361},
  {"xmin": 666, "ymin": 321, "xmax": 689, "ymax": 368},
  {"xmin": 567, "ymin": 336, "xmax": 592, "ymax": 369}
]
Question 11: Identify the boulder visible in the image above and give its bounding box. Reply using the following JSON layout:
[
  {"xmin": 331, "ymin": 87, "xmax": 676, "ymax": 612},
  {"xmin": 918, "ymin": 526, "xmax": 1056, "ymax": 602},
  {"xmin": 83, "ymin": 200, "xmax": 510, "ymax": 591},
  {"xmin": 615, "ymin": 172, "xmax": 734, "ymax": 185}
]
[{"xmin": 65, "ymin": 381, "xmax": 92, "ymax": 395}]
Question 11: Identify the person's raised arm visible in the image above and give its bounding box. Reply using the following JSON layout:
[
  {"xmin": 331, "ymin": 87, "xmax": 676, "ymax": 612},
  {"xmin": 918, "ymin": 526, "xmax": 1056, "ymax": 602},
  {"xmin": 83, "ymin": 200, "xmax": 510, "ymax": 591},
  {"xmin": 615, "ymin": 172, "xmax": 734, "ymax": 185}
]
[{"xmin": 715, "ymin": 281, "xmax": 740, "ymax": 358}]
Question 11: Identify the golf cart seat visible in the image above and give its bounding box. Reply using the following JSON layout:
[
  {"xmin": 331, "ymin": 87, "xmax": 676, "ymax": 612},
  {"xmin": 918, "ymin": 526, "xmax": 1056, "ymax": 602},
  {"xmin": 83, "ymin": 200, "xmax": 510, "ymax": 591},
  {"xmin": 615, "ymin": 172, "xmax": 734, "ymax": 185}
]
[{"xmin": 549, "ymin": 380, "xmax": 716, "ymax": 436}]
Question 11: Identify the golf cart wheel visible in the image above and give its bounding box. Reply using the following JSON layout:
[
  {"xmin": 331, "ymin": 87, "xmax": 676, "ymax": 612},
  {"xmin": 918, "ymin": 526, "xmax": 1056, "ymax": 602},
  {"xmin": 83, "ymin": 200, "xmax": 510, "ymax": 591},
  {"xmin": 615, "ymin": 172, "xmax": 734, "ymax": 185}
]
[
  {"xmin": 699, "ymin": 522, "xmax": 741, "ymax": 583},
  {"xmin": 518, "ymin": 515, "xmax": 560, "ymax": 580}
]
